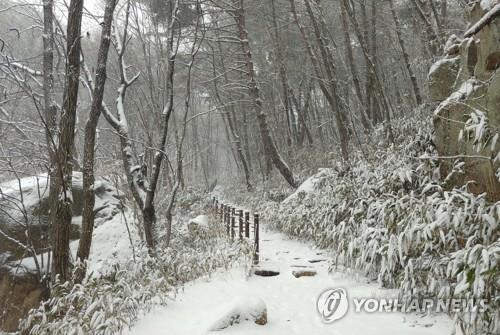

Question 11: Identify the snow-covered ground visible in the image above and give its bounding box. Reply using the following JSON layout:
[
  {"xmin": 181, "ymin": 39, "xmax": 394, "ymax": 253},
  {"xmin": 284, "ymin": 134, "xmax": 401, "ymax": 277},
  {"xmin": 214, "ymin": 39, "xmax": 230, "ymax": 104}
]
[{"xmin": 127, "ymin": 228, "xmax": 456, "ymax": 335}]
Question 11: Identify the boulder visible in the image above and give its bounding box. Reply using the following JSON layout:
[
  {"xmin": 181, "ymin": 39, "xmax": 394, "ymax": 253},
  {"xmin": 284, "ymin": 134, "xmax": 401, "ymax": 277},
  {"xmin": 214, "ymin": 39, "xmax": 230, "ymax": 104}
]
[
  {"xmin": 0, "ymin": 172, "xmax": 124, "ymax": 262},
  {"xmin": 0, "ymin": 173, "xmax": 128, "ymax": 332},
  {"xmin": 430, "ymin": 2, "xmax": 500, "ymax": 201},
  {"xmin": 208, "ymin": 297, "xmax": 267, "ymax": 331},
  {"xmin": 187, "ymin": 215, "xmax": 209, "ymax": 236},
  {"xmin": 428, "ymin": 56, "xmax": 460, "ymax": 102}
]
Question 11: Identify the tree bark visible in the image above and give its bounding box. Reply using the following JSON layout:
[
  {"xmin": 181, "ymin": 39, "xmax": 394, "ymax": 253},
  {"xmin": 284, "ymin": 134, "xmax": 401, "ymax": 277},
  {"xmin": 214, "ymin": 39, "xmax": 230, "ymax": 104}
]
[
  {"xmin": 389, "ymin": 0, "xmax": 423, "ymax": 106},
  {"xmin": 232, "ymin": 0, "xmax": 298, "ymax": 188},
  {"xmin": 142, "ymin": 0, "xmax": 180, "ymax": 251},
  {"xmin": 76, "ymin": 0, "xmax": 117, "ymax": 282},
  {"xmin": 270, "ymin": 0, "xmax": 297, "ymax": 145},
  {"xmin": 339, "ymin": 0, "xmax": 370, "ymax": 130},
  {"xmin": 343, "ymin": 0, "xmax": 394, "ymax": 141},
  {"xmin": 210, "ymin": 30, "xmax": 253, "ymax": 190},
  {"xmin": 303, "ymin": 0, "xmax": 350, "ymax": 161},
  {"xmin": 411, "ymin": 0, "xmax": 440, "ymax": 56},
  {"xmin": 51, "ymin": 0, "xmax": 85, "ymax": 283},
  {"xmin": 42, "ymin": 0, "xmax": 57, "ymax": 161}
]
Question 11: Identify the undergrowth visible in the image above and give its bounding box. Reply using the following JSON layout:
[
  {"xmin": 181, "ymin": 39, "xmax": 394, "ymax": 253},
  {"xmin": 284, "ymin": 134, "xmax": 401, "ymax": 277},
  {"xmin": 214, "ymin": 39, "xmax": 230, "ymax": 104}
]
[
  {"xmin": 19, "ymin": 204, "xmax": 252, "ymax": 335},
  {"xmin": 232, "ymin": 109, "xmax": 499, "ymax": 334}
]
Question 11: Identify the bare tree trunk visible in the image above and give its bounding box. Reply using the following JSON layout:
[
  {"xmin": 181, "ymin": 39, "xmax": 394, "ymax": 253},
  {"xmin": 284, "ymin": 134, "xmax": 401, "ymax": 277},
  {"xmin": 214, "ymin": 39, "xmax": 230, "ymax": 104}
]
[
  {"xmin": 42, "ymin": 0, "xmax": 57, "ymax": 161},
  {"xmin": 241, "ymin": 107, "xmax": 252, "ymax": 171},
  {"xmin": 303, "ymin": 0, "xmax": 350, "ymax": 161},
  {"xmin": 411, "ymin": 0, "xmax": 440, "ymax": 56},
  {"xmin": 232, "ymin": 0, "xmax": 298, "ymax": 188},
  {"xmin": 289, "ymin": 0, "xmax": 350, "ymax": 161},
  {"xmin": 270, "ymin": 0, "xmax": 297, "ymax": 145},
  {"xmin": 441, "ymin": 0, "xmax": 448, "ymax": 31},
  {"xmin": 142, "ymin": 0, "xmax": 178, "ymax": 252},
  {"xmin": 210, "ymin": 31, "xmax": 253, "ymax": 190},
  {"xmin": 339, "ymin": 0, "xmax": 370, "ymax": 130},
  {"xmin": 289, "ymin": 86, "xmax": 313, "ymax": 146},
  {"xmin": 164, "ymin": 2, "xmax": 204, "ymax": 246},
  {"xmin": 76, "ymin": 0, "xmax": 117, "ymax": 282},
  {"xmin": 389, "ymin": 0, "xmax": 423, "ymax": 106},
  {"xmin": 51, "ymin": 0, "xmax": 85, "ymax": 283},
  {"xmin": 343, "ymin": 0, "xmax": 394, "ymax": 141},
  {"xmin": 368, "ymin": 0, "xmax": 382, "ymax": 123},
  {"xmin": 42, "ymin": 0, "xmax": 58, "ymax": 282}
]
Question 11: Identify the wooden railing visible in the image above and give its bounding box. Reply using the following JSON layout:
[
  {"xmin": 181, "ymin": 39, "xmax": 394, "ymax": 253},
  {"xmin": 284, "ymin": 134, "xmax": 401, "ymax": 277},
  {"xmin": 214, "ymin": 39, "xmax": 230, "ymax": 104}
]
[{"xmin": 212, "ymin": 197, "xmax": 259, "ymax": 264}]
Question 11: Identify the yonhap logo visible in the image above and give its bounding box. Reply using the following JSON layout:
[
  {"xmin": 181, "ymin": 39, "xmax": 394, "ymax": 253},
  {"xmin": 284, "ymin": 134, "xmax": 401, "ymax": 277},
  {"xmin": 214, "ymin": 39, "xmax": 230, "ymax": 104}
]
[
  {"xmin": 317, "ymin": 288, "xmax": 349, "ymax": 323},
  {"xmin": 316, "ymin": 288, "xmax": 487, "ymax": 324}
]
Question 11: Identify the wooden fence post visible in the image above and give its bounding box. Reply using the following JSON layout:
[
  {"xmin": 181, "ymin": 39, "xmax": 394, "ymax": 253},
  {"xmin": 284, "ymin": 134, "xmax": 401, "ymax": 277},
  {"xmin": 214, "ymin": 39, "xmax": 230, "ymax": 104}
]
[
  {"xmin": 231, "ymin": 215, "xmax": 235, "ymax": 240},
  {"xmin": 221, "ymin": 203, "xmax": 225, "ymax": 221},
  {"xmin": 244, "ymin": 211, "xmax": 250, "ymax": 238},
  {"xmin": 238, "ymin": 210, "xmax": 243, "ymax": 240},
  {"xmin": 216, "ymin": 204, "xmax": 261, "ymax": 264},
  {"xmin": 224, "ymin": 205, "xmax": 229, "ymax": 235},
  {"xmin": 253, "ymin": 214, "xmax": 259, "ymax": 264}
]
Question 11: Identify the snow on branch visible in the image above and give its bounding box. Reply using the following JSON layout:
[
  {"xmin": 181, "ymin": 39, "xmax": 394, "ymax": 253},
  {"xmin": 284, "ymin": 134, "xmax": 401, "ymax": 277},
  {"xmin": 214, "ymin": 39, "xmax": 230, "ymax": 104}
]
[{"xmin": 464, "ymin": 4, "xmax": 500, "ymax": 37}]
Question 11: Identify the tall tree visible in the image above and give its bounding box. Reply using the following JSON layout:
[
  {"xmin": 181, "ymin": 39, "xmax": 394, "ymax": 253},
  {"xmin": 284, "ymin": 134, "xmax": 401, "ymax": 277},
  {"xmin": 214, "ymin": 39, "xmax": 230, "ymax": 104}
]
[
  {"xmin": 389, "ymin": 0, "xmax": 423, "ymax": 106},
  {"xmin": 50, "ymin": 0, "xmax": 85, "ymax": 283},
  {"xmin": 289, "ymin": 0, "xmax": 350, "ymax": 161},
  {"xmin": 231, "ymin": 0, "xmax": 298, "ymax": 188},
  {"xmin": 76, "ymin": 0, "xmax": 118, "ymax": 282}
]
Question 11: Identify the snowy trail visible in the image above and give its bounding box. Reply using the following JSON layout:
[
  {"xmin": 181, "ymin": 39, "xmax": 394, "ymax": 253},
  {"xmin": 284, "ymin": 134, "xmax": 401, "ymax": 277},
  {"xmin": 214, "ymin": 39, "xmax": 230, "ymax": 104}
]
[{"xmin": 127, "ymin": 228, "xmax": 455, "ymax": 335}]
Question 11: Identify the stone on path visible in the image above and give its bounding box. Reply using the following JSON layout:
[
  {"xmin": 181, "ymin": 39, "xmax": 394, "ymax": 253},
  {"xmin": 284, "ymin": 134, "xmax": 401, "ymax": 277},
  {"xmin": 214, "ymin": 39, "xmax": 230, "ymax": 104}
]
[
  {"xmin": 253, "ymin": 263, "xmax": 280, "ymax": 277},
  {"xmin": 208, "ymin": 297, "xmax": 267, "ymax": 331},
  {"xmin": 292, "ymin": 270, "xmax": 317, "ymax": 278},
  {"xmin": 254, "ymin": 269, "xmax": 280, "ymax": 277}
]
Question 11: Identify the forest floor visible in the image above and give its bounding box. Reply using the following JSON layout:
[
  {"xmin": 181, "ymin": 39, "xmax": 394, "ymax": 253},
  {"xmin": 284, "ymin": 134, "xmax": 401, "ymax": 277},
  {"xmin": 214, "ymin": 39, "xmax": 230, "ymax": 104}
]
[{"xmin": 126, "ymin": 226, "xmax": 456, "ymax": 335}]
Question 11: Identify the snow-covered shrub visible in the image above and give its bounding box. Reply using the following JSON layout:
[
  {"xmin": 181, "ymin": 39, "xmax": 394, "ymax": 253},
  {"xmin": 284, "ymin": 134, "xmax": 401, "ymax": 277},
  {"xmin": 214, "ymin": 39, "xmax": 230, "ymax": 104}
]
[
  {"xmin": 255, "ymin": 110, "xmax": 499, "ymax": 334},
  {"xmin": 19, "ymin": 212, "xmax": 252, "ymax": 334}
]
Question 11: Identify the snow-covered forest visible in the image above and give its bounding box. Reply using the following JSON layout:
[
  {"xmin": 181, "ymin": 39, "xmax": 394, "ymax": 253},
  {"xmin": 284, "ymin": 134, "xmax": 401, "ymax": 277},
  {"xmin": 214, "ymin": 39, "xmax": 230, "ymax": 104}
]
[{"xmin": 0, "ymin": 0, "xmax": 499, "ymax": 334}]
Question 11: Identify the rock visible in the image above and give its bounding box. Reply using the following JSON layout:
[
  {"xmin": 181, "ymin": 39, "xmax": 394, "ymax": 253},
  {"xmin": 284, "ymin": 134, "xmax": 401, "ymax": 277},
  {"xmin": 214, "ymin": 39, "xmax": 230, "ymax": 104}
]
[
  {"xmin": 430, "ymin": 3, "xmax": 500, "ymax": 201},
  {"xmin": 283, "ymin": 168, "xmax": 331, "ymax": 204},
  {"xmin": 0, "ymin": 173, "xmax": 128, "ymax": 332},
  {"xmin": 208, "ymin": 297, "xmax": 267, "ymax": 331},
  {"xmin": 254, "ymin": 269, "xmax": 280, "ymax": 277},
  {"xmin": 0, "ymin": 172, "xmax": 124, "ymax": 262},
  {"xmin": 428, "ymin": 56, "xmax": 460, "ymax": 102},
  {"xmin": 292, "ymin": 270, "xmax": 317, "ymax": 278},
  {"xmin": 187, "ymin": 215, "xmax": 209, "ymax": 236},
  {"xmin": 253, "ymin": 263, "xmax": 280, "ymax": 277},
  {"xmin": 444, "ymin": 34, "xmax": 461, "ymax": 56}
]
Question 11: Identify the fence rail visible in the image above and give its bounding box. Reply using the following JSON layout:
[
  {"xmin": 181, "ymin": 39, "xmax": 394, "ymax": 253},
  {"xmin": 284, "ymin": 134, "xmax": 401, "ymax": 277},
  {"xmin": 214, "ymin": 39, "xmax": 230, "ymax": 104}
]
[{"xmin": 212, "ymin": 197, "xmax": 259, "ymax": 264}]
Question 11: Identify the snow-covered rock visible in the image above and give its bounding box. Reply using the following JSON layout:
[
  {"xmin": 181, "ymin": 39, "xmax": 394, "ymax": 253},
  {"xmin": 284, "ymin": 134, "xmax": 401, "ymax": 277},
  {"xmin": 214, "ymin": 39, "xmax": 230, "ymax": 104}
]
[
  {"xmin": 283, "ymin": 168, "xmax": 331, "ymax": 204},
  {"xmin": 188, "ymin": 215, "xmax": 209, "ymax": 230},
  {"xmin": 292, "ymin": 269, "xmax": 317, "ymax": 278},
  {"xmin": 187, "ymin": 215, "xmax": 210, "ymax": 239},
  {"xmin": 208, "ymin": 297, "xmax": 267, "ymax": 331},
  {"xmin": 0, "ymin": 172, "xmax": 124, "ymax": 262},
  {"xmin": 428, "ymin": 56, "xmax": 460, "ymax": 102}
]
